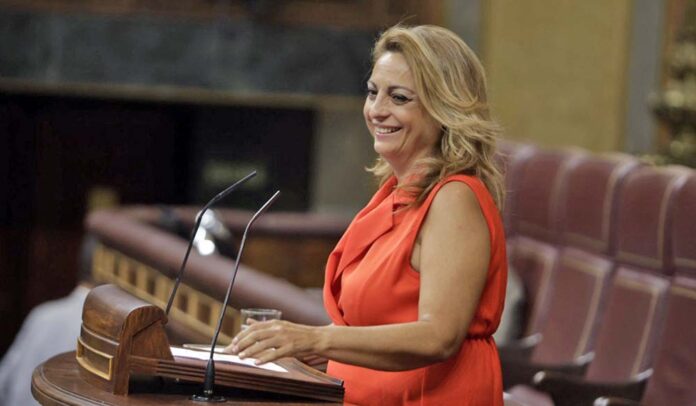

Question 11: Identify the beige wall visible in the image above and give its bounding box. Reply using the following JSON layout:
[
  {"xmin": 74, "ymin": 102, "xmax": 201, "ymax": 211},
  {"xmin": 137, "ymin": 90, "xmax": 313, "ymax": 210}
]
[{"xmin": 482, "ymin": 1, "xmax": 633, "ymax": 151}]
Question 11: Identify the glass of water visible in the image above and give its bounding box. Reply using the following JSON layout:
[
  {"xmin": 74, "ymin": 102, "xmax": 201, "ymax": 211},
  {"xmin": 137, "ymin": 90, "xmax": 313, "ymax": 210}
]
[{"xmin": 240, "ymin": 308, "xmax": 282, "ymax": 331}]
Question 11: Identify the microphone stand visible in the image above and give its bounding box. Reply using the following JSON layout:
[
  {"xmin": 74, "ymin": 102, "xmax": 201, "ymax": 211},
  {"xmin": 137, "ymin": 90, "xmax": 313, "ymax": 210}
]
[
  {"xmin": 192, "ymin": 190, "xmax": 281, "ymax": 402},
  {"xmin": 165, "ymin": 170, "xmax": 256, "ymax": 316}
]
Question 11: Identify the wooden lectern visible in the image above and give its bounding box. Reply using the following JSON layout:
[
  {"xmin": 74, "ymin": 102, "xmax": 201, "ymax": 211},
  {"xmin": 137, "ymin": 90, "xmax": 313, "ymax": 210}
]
[{"xmin": 74, "ymin": 284, "xmax": 344, "ymax": 402}]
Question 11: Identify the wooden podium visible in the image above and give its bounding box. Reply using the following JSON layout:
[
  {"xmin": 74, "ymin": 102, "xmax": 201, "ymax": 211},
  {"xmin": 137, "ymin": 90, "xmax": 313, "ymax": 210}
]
[
  {"xmin": 35, "ymin": 284, "xmax": 344, "ymax": 405},
  {"xmin": 32, "ymin": 352, "xmax": 343, "ymax": 405}
]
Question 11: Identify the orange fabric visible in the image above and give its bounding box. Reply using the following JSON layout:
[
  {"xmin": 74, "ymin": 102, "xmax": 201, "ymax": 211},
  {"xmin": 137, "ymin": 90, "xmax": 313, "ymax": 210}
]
[{"xmin": 323, "ymin": 174, "xmax": 507, "ymax": 405}]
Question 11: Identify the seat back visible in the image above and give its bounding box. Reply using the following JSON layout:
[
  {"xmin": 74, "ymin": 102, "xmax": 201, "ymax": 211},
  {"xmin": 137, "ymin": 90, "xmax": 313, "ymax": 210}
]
[
  {"xmin": 613, "ymin": 166, "xmax": 690, "ymax": 274},
  {"xmin": 642, "ymin": 276, "xmax": 696, "ymax": 406},
  {"xmin": 512, "ymin": 149, "xmax": 584, "ymax": 242},
  {"xmin": 560, "ymin": 154, "xmax": 641, "ymax": 256},
  {"xmin": 506, "ymin": 149, "xmax": 584, "ymax": 336},
  {"xmin": 586, "ymin": 167, "xmax": 689, "ymax": 382},
  {"xmin": 531, "ymin": 248, "xmax": 614, "ymax": 364},
  {"xmin": 586, "ymin": 268, "xmax": 669, "ymax": 381},
  {"xmin": 642, "ymin": 173, "xmax": 696, "ymax": 405},
  {"xmin": 532, "ymin": 155, "xmax": 640, "ymax": 364},
  {"xmin": 671, "ymin": 174, "xmax": 696, "ymax": 278},
  {"xmin": 508, "ymin": 237, "xmax": 559, "ymax": 336}
]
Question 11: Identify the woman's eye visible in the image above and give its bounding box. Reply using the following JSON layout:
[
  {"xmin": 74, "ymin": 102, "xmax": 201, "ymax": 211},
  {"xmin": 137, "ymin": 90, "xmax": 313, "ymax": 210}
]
[
  {"xmin": 391, "ymin": 94, "xmax": 411, "ymax": 104},
  {"xmin": 366, "ymin": 88, "xmax": 377, "ymax": 98}
]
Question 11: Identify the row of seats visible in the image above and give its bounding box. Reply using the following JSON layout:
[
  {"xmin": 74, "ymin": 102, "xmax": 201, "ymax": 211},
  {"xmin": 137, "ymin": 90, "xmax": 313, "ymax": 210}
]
[{"xmin": 497, "ymin": 141, "xmax": 696, "ymax": 406}]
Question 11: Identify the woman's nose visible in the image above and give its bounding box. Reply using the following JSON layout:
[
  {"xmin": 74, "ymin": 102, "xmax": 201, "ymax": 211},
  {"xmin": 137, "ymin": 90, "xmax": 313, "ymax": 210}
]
[{"xmin": 368, "ymin": 95, "xmax": 389, "ymax": 119}]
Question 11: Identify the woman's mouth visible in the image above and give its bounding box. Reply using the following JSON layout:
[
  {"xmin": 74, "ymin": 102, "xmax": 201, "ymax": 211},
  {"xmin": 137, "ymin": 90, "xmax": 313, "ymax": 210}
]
[{"xmin": 374, "ymin": 126, "xmax": 401, "ymax": 135}]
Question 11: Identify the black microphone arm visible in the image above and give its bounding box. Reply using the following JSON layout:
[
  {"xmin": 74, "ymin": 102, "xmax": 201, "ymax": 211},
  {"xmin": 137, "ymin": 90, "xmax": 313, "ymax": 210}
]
[
  {"xmin": 195, "ymin": 190, "xmax": 281, "ymax": 402},
  {"xmin": 165, "ymin": 170, "xmax": 257, "ymax": 316}
]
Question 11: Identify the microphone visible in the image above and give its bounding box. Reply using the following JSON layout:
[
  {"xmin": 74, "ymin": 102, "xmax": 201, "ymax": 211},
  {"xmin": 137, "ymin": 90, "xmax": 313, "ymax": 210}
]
[
  {"xmin": 165, "ymin": 170, "xmax": 257, "ymax": 316},
  {"xmin": 193, "ymin": 190, "xmax": 281, "ymax": 402}
]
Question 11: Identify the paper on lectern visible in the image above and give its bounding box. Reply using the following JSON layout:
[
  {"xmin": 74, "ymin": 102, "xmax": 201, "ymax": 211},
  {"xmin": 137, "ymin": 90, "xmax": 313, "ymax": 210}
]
[{"xmin": 170, "ymin": 346, "xmax": 288, "ymax": 373}]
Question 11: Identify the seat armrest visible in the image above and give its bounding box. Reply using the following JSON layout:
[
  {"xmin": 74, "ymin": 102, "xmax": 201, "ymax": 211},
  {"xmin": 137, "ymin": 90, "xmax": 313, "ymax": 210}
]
[
  {"xmin": 498, "ymin": 333, "xmax": 542, "ymax": 362},
  {"xmin": 533, "ymin": 369, "xmax": 651, "ymax": 406},
  {"xmin": 501, "ymin": 352, "xmax": 588, "ymax": 389},
  {"xmin": 593, "ymin": 396, "xmax": 641, "ymax": 406}
]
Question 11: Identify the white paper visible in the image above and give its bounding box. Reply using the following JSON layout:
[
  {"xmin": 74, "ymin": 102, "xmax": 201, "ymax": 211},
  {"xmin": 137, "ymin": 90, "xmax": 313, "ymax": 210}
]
[{"xmin": 170, "ymin": 346, "xmax": 288, "ymax": 373}]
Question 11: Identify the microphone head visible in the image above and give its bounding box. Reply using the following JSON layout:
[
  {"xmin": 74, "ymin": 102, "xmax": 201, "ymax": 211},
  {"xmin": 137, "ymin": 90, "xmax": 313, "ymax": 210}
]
[{"xmin": 208, "ymin": 171, "xmax": 257, "ymax": 207}]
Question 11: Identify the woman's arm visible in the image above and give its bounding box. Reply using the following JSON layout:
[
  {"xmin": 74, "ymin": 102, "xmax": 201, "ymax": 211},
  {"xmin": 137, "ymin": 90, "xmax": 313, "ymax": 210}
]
[{"xmin": 225, "ymin": 182, "xmax": 491, "ymax": 370}]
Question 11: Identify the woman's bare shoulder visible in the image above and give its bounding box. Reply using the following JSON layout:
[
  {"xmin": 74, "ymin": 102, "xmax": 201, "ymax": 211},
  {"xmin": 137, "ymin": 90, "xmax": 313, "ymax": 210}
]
[{"xmin": 429, "ymin": 180, "xmax": 482, "ymax": 217}]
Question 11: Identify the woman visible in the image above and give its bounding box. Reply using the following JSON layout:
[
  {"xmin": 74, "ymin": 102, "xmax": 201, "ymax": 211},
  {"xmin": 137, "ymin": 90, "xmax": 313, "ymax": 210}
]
[{"xmin": 225, "ymin": 24, "xmax": 507, "ymax": 405}]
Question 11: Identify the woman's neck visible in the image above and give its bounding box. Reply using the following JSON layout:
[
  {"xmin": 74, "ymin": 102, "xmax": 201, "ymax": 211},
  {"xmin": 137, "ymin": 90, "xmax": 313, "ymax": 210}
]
[
  {"xmin": 387, "ymin": 152, "xmax": 434, "ymax": 186},
  {"xmin": 393, "ymin": 167, "xmax": 422, "ymax": 187}
]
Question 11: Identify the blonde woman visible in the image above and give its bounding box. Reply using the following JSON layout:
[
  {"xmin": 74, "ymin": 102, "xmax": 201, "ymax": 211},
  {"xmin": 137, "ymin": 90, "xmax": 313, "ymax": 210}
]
[{"xmin": 226, "ymin": 24, "xmax": 507, "ymax": 405}]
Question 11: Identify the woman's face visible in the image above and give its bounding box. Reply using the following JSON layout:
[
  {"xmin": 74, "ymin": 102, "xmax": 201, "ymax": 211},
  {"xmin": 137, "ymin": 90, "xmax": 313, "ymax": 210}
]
[{"xmin": 364, "ymin": 52, "xmax": 441, "ymax": 170}]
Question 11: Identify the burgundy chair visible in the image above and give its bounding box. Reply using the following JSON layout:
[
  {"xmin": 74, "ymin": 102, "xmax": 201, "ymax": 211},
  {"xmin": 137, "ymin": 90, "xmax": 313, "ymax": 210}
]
[
  {"xmin": 596, "ymin": 172, "xmax": 696, "ymax": 406},
  {"xmin": 500, "ymin": 148, "xmax": 585, "ymax": 360},
  {"xmin": 536, "ymin": 154, "xmax": 640, "ymax": 363},
  {"xmin": 668, "ymin": 172, "xmax": 696, "ymax": 280},
  {"xmin": 514, "ymin": 166, "xmax": 691, "ymax": 406},
  {"xmin": 502, "ymin": 154, "xmax": 640, "ymax": 389},
  {"xmin": 594, "ymin": 276, "xmax": 696, "ymax": 406},
  {"xmin": 634, "ymin": 276, "xmax": 696, "ymax": 406}
]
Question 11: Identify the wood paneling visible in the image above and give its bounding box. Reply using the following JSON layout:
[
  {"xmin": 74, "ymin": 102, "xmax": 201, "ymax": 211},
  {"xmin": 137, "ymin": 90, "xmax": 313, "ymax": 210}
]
[
  {"xmin": 244, "ymin": 237, "xmax": 337, "ymax": 288},
  {"xmin": 483, "ymin": 1, "xmax": 633, "ymax": 151}
]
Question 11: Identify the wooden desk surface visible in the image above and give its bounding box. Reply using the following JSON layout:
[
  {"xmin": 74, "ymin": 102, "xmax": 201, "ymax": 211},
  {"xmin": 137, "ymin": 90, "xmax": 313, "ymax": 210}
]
[{"xmin": 32, "ymin": 352, "xmax": 343, "ymax": 405}]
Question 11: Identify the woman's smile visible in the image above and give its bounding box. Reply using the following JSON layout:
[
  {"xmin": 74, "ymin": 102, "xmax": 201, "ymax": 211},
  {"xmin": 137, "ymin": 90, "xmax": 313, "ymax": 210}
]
[{"xmin": 374, "ymin": 126, "xmax": 402, "ymax": 136}]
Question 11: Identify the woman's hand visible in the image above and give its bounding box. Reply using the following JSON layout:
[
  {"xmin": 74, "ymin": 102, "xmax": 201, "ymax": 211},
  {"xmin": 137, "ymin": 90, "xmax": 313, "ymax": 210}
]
[{"xmin": 224, "ymin": 319, "xmax": 325, "ymax": 365}]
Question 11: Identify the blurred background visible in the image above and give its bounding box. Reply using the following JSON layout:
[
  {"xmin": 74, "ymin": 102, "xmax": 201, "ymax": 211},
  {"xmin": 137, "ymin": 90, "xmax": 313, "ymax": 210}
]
[{"xmin": 0, "ymin": 0, "xmax": 693, "ymax": 357}]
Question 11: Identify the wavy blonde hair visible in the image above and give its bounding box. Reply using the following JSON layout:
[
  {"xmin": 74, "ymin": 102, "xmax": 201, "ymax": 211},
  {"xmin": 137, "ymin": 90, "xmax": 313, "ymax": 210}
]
[{"xmin": 367, "ymin": 24, "xmax": 504, "ymax": 209}]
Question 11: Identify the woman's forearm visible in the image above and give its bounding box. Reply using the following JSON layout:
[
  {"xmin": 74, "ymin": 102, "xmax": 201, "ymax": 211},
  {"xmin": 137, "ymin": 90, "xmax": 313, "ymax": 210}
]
[{"xmin": 316, "ymin": 320, "xmax": 462, "ymax": 371}]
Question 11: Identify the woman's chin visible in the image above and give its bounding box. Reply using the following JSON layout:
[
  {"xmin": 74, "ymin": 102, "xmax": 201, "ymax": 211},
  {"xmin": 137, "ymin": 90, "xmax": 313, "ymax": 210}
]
[
  {"xmin": 373, "ymin": 137, "xmax": 402, "ymax": 155},
  {"xmin": 373, "ymin": 144, "xmax": 397, "ymax": 159}
]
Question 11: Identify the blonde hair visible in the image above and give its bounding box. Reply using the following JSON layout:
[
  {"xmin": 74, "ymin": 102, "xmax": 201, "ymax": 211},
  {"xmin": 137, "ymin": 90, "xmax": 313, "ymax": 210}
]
[{"xmin": 367, "ymin": 24, "xmax": 504, "ymax": 209}]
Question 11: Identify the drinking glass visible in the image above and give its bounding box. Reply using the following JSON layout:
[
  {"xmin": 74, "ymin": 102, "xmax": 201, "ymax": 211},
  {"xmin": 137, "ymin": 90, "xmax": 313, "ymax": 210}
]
[{"xmin": 240, "ymin": 308, "xmax": 282, "ymax": 331}]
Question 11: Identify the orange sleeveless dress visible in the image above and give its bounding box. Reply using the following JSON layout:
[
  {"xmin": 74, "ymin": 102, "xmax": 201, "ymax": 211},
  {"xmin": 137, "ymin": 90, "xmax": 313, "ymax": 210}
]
[{"xmin": 322, "ymin": 174, "xmax": 507, "ymax": 405}]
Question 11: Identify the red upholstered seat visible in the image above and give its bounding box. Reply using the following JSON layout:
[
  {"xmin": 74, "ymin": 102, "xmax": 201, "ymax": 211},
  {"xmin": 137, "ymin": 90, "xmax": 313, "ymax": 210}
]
[
  {"xmin": 508, "ymin": 237, "xmax": 559, "ymax": 337},
  {"xmin": 499, "ymin": 149, "xmax": 585, "ymax": 383},
  {"xmin": 532, "ymin": 155, "xmax": 640, "ymax": 365},
  {"xmin": 586, "ymin": 167, "xmax": 691, "ymax": 381},
  {"xmin": 671, "ymin": 173, "xmax": 696, "ymax": 278},
  {"xmin": 512, "ymin": 149, "xmax": 585, "ymax": 243},
  {"xmin": 531, "ymin": 249, "xmax": 614, "ymax": 365},
  {"xmin": 503, "ymin": 155, "xmax": 639, "ymax": 394},
  {"xmin": 585, "ymin": 269, "xmax": 669, "ymax": 381},
  {"xmin": 559, "ymin": 153, "xmax": 640, "ymax": 255},
  {"xmin": 636, "ymin": 173, "xmax": 696, "ymax": 406},
  {"xmin": 504, "ymin": 149, "xmax": 585, "ymax": 338},
  {"xmin": 510, "ymin": 166, "xmax": 691, "ymax": 406},
  {"xmin": 593, "ymin": 273, "xmax": 696, "ymax": 406},
  {"xmin": 640, "ymin": 276, "xmax": 696, "ymax": 406}
]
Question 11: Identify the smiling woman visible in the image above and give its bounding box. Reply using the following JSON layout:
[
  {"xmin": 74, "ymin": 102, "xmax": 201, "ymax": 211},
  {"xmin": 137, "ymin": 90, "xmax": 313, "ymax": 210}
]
[{"xmin": 225, "ymin": 24, "xmax": 507, "ymax": 406}]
